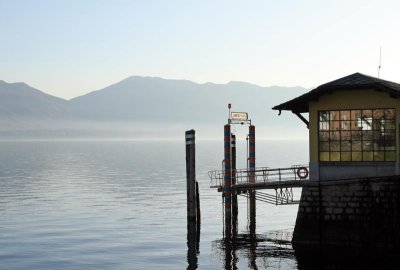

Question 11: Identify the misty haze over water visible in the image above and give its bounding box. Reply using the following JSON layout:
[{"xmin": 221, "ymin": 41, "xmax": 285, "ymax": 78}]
[{"xmin": 0, "ymin": 76, "xmax": 308, "ymax": 140}]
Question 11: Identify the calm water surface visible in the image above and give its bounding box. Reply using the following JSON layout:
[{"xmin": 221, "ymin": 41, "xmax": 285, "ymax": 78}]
[{"xmin": 0, "ymin": 140, "xmax": 309, "ymax": 269}]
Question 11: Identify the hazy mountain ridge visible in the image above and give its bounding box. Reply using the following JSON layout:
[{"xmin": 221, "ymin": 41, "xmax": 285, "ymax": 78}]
[
  {"xmin": 0, "ymin": 80, "xmax": 69, "ymax": 119},
  {"xmin": 0, "ymin": 77, "xmax": 309, "ymax": 139}
]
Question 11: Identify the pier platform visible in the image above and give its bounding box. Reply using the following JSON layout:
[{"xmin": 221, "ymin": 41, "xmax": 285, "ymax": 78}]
[{"xmin": 209, "ymin": 165, "xmax": 309, "ymax": 205}]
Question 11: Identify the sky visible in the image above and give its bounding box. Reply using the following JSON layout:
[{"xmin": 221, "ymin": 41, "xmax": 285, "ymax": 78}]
[{"xmin": 1, "ymin": 0, "xmax": 400, "ymax": 99}]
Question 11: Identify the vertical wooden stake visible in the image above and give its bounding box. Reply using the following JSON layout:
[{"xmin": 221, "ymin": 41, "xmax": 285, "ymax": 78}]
[
  {"xmin": 186, "ymin": 130, "xmax": 197, "ymax": 223},
  {"xmin": 248, "ymin": 125, "xmax": 256, "ymax": 234},
  {"xmin": 231, "ymin": 134, "xmax": 238, "ymax": 237},
  {"xmin": 186, "ymin": 130, "xmax": 201, "ymax": 269},
  {"xmin": 224, "ymin": 125, "xmax": 232, "ymax": 238}
]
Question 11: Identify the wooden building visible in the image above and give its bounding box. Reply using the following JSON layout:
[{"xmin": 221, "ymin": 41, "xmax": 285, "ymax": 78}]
[{"xmin": 273, "ymin": 73, "xmax": 400, "ymax": 180}]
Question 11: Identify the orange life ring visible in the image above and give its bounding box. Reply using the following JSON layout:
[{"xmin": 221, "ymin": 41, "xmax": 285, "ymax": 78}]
[{"xmin": 296, "ymin": 167, "xmax": 309, "ymax": 179}]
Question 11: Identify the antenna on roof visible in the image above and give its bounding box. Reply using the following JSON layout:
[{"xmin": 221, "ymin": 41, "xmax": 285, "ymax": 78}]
[{"xmin": 378, "ymin": 46, "xmax": 382, "ymax": 78}]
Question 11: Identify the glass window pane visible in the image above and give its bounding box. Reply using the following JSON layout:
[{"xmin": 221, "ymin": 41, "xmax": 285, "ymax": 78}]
[
  {"xmin": 341, "ymin": 120, "xmax": 351, "ymax": 130},
  {"xmin": 319, "ymin": 142, "xmax": 329, "ymax": 151},
  {"xmin": 352, "ymin": 141, "xmax": 362, "ymax": 151},
  {"xmin": 385, "ymin": 130, "xmax": 396, "ymax": 142},
  {"xmin": 341, "ymin": 152, "xmax": 351, "ymax": 161},
  {"xmin": 363, "ymin": 141, "xmax": 373, "ymax": 151},
  {"xmin": 320, "ymin": 152, "xmax": 329, "ymax": 161},
  {"xmin": 341, "ymin": 141, "xmax": 351, "ymax": 151},
  {"xmin": 330, "ymin": 152, "xmax": 340, "ymax": 161},
  {"xmin": 352, "ymin": 131, "xmax": 362, "ymax": 140},
  {"xmin": 340, "ymin": 111, "xmax": 350, "ymax": 121},
  {"xmin": 362, "ymin": 109, "xmax": 372, "ymax": 118},
  {"xmin": 385, "ymin": 109, "xmax": 395, "ymax": 119},
  {"xmin": 329, "ymin": 121, "xmax": 340, "ymax": 131},
  {"xmin": 374, "ymin": 151, "xmax": 385, "ymax": 161},
  {"xmin": 319, "ymin": 131, "xmax": 329, "ymax": 142},
  {"xmin": 352, "ymin": 152, "xmax": 362, "ymax": 161},
  {"xmin": 361, "ymin": 110, "xmax": 372, "ymax": 130},
  {"xmin": 330, "ymin": 141, "xmax": 340, "ymax": 151},
  {"xmin": 319, "ymin": 121, "xmax": 329, "ymax": 130},
  {"xmin": 384, "ymin": 120, "xmax": 395, "ymax": 130},
  {"xmin": 330, "ymin": 111, "xmax": 340, "ymax": 121},
  {"xmin": 374, "ymin": 141, "xmax": 385, "ymax": 151},
  {"xmin": 385, "ymin": 145, "xmax": 396, "ymax": 151},
  {"xmin": 373, "ymin": 130, "xmax": 384, "ymax": 140},
  {"xmin": 341, "ymin": 131, "xmax": 351, "ymax": 140},
  {"xmin": 372, "ymin": 119, "xmax": 384, "ymax": 131},
  {"xmin": 385, "ymin": 151, "xmax": 396, "ymax": 161},
  {"xmin": 363, "ymin": 152, "xmax": 373, "ymax": 161},
  {"xmin": 319, "ymin": 111, "xmax": 330, "ymax": 121},
  {"xmin": 373, "ymin": 109, "xmax": 384, "ymax": 120},
  {"xmin": 330, "ymin": 131, "xmax": 340, "ymax": 140},
  {"xmin": 362, "ymin": 130, "xmax": 373, "ymax": 140},
  {"xmin": 350, "ymin": 120, "xmax": 361, "ymax": 130},
  {"xmin": 351, "ymin": 110, "xmax": 361, "ymax": 120}
]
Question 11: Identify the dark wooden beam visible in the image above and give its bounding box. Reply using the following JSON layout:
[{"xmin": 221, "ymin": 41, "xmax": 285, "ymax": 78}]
[{"xmin": 293, "ymin": 112, "xmax": 309, "ymax": 129}]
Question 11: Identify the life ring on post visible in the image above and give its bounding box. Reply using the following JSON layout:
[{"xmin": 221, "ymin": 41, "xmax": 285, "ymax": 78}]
[{"xmin": 296, "ymin": 167, "xmax": 309, "ymax": 180}]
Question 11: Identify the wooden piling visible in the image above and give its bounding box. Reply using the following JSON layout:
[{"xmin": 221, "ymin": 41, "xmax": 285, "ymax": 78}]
[
  {"xmin": 224, "ymin": 124, "xmax": 232, "ymax": 238},
  {"xmin": 196, "ymin": 181, "xmax": 201, "ymax": 224},
  {"xmin": 186, "ymin": 130, "xmax": 197, "ymax": 223},
  {"xmin": 231, "ymin": 134, "xmax": 238, "ymax": 236},
  {"xmin": 248, "ymin": 125, "xmax": 256, "ymax": 233}
]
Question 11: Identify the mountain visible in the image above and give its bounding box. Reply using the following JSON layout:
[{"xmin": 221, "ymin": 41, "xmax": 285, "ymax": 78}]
[
  {"xmin": 0, "ymin": 80, "xmax": 72, "ymax": 133},
  {"xmin": 0, "ymin": 77, "xmax": 309, "ymax": 139},
  {"xmin": 0, "ymin": 80, "xmax": 68, "ymax": 118}
]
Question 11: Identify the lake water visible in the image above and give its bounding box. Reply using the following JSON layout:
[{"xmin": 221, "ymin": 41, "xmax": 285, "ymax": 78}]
[{"xmin": 0, "ymin": 139, "xmax": 310, "ymax": 269}]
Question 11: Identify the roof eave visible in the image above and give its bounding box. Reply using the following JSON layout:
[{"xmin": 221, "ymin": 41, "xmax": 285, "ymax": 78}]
[{"xmin": 272, "ymin": 83, "xmax": 400, "ymax": 113}]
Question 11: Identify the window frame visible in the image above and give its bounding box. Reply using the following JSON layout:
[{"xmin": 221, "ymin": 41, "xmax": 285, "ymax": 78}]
[{"xmin": 318, "ymin": 108, "xmax": 396, "ymax": 162}]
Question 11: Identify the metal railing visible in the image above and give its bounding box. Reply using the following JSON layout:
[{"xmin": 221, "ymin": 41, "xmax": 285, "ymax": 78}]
[{"xmin": 209, "ymin": 164, "xmax": 309, "ymax": 188}]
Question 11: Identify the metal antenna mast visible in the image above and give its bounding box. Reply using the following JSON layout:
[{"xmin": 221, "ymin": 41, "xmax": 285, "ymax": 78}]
[{"xmin": 378, "ymin": 46, "xmax": 382, "ymax": 78}]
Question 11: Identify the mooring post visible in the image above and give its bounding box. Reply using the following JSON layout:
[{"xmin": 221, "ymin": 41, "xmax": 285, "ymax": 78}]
[
  {"xmin": 195, "ymin": 181, "xmax": 201, "ymax": 230},
  {"xmin": 186, "ymin": 130, "xmax": 197, "ymax": 223},
  {"xmin": 231, "ymin": 133, "xmax": 238, "ymax": 236},
  {"xmin": 224, "ymin": 124, "xmax": 232, "ymax": 238},
  {"xmin": 248, "ymin": 125, "xmax": 256, "ymax": 233}
]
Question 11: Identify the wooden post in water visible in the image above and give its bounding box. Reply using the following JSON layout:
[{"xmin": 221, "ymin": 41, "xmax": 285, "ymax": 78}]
[
  {"xmin": 186, "ymin": 130, "xmax": 197, "ymax": 223},
  {"xmin": 196, "ymin": 181, "xmax": 201, "ymax": 225},
  {"xmin": 248, "ymin": 125, "xmax": 256, "ymax": 233},
  {"xmin": 224, "ymin": 124, "xmax": 232, "ymax": 238},
  {"xmin": 231, "ymin": 133, "xmax": 238, "ymax": 236},
  {"xmin": 186, "ymin": 130, "xmax": 200, "ymax": 268}
]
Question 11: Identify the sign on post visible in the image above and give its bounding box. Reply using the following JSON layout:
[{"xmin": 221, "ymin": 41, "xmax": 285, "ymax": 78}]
[{"xmin": 231, "ymin": 112, "xmax": 248, "ymax": 121}]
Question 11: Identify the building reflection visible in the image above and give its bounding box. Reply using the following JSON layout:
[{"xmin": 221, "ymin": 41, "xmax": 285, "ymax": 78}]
[
  {"xmin": 212, "ymin": 229, "xmax": 295, "ymax": 270},
  {"xmin": 295, "ymin": 247, "xmax": 400, "ymax": 270}
]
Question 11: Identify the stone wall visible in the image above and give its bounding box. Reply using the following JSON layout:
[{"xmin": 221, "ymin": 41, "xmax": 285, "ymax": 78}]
[{"xmin": 292, "ymin": 176, "xmax": 400, "ymax": 257}]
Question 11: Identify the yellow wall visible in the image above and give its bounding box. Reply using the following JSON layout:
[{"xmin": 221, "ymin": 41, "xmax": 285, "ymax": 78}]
[{"xmin": 309, "ymin": 89, "xmax": 400, "ymax": 162}]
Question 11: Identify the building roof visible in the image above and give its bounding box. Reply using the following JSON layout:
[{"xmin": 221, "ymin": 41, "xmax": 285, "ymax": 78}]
[{"xmin": 272, "ymin": 72, "xmax": 400, "ymax": 113}]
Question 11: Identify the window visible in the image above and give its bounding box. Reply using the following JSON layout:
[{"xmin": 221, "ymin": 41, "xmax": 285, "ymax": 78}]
[{"xmin": 318, "ymin": 109, "xmax": 396, "ymax": 162}]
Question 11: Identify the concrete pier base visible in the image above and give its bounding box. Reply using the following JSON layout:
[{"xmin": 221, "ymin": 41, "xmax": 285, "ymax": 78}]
[{"xmin": 293, "ymin": 175, "xmax": 400, "ymax": 258}]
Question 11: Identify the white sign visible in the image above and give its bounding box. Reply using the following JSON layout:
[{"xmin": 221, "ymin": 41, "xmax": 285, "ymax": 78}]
[{"xmin": 231, "ymin": 112, "xmax": 248, "ymax": 121}]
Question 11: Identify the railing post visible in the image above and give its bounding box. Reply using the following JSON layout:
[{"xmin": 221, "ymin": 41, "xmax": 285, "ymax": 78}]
[{"xmin": 279, "ymin": 168, "xmax": 281, "ymax": 183}]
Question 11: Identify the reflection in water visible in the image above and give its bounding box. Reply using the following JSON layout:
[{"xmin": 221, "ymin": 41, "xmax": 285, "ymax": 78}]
[
  {"xmin": 213, "ymin": 231, "xmax": 295, "ymax": 270},
  {"xmin": 295, "ymin": 247, "xmax": 400, "ymax": 270},
  {"xmin": 186, "ymin": 221, "xmax": 200, "ymax": 270}
]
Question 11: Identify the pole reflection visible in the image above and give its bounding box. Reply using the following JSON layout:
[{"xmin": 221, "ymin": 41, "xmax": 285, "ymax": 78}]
[
  {"xmin": 186, "ymin": 221, "xmax": 200, "ymax": 270},
  {"xmin": 213, "ymin": 230, "xmax": 295, "ymax": 269}
]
